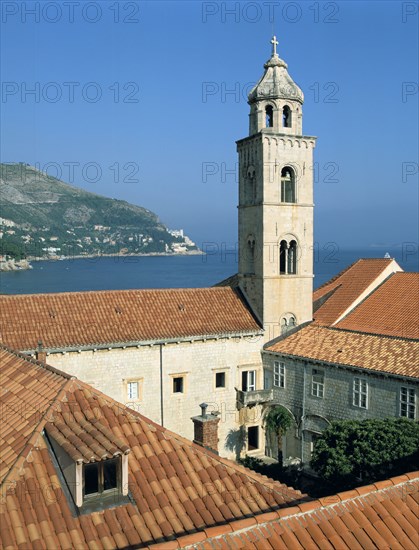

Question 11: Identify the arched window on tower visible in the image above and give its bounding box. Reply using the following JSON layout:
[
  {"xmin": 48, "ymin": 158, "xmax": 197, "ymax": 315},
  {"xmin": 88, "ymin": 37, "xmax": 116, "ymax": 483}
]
[
  {"xmin": 246, "ymin": 236, "xmax": 256, "ymax": 274},
  {"xmin": 265, "ymin": 105, "xmax": 273, "ymax": 128},
  {"xmin": 281, "ymin": 314, "xmax": 297, "ymax": 334},
  {"xmin": 282, "ymin": 105, "xmax": 291, "ymax": 128},
  {"xmin": 288, "ymin": 240, "xmax": 297, "ymax": 274},
  {"xmin": 246, "ymin": 166, "xmax": 256, "ymax": 204},
  {"xmin": 281, "ymin": 167, "xmax": 296, "ymax": 203},
  {"xmin": 279, "ymin": 240, "xmax": 287, "ymax": 274}
]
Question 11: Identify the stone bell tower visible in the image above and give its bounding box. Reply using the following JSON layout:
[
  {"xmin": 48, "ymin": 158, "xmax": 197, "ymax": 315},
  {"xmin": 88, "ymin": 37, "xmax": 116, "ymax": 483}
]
[{"xmin": 237, "ymin": 37, "xmax": 317, "ymax": 341}]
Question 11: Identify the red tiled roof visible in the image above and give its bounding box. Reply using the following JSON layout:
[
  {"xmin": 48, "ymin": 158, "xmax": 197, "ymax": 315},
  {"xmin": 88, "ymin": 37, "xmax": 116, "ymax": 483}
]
[
  {"xmin": 336, "ymin": 272, "xmax": 419, "ymax": 339},
  {"xmin": 0, "ymin": 347, "xmax": 72, "ymax": 483},
  {"xmin": 45, "ymin": 411, "xmax": 130, "ymax": 464},
  {"xmin": 0, "ymin": 287, "xmax": 261, "ymax": 352},
  {"xmin": 265, "ymin": 324, "xmax": 419, "ymax": 379},
  {"xmin": 188, "ymin": 473, "xmax": 419, "ymax": 550},
  {"xmin": 0, "ymin": 346, "xmax": 305, "ymax": 549},
  {"xmin": 313, "ymin": 258, "xmax": 401, "ymax": 326}
]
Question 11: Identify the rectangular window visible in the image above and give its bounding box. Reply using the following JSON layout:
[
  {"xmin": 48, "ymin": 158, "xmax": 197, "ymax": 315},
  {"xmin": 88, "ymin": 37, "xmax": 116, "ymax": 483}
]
[
  {"xmin": 242, "ymin": 370, "xmax": 256, "ymax": 392},
  {"xmin": 312, "ymin": 369, "xmax": 324, "ymax": 398},
  {"xmin": 264, "ymin": 370, "xmax": 270, "ymax": 390},
  {"xmin": 273, "ymin": 361, "xmax": 285, "ymax": 388},
  {"xmin": 127, "ymin": 381, "xmax": 139, "ymax": 400},
  {"xmin": 353, "ymin": 378, "xmax": 368, "ymax": 409},
  {"xmin": 84, "ymin": 458, "xmax": 119, "ymax": 498},
  {"xmin": 173, "ymin": 376, "xmax": 184, "ymax": 393},
  {"xmin": 248, "ymin": 426, "xmax": 259, "ymax": 450},
  {"xmin": 400, "ymin": 387, "xmax": 416, "ymax": 419},
  {"xmin": 84, "ymin": 463, "xmax": 99, "ymax": 495},
  {"xmin": 215, "ymin": 372, "xmax": 226, "ymax": 388},
  {"xmin": 103, "ymin": 459, "xmax": 117, "ymax": 491}
]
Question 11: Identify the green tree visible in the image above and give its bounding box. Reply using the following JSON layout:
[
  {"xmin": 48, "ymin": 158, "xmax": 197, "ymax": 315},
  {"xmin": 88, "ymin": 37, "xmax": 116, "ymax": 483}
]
[
  {"xmin": 0, "ymin": 238, "xmax": 26, "ymax": 260},
  {"xmin": 311, "ymin": 418, "xmax": 419, "ymax": 485},
  {"xmin": 264, "ymin": 406, "xmax": 293, "ymax": 462}
]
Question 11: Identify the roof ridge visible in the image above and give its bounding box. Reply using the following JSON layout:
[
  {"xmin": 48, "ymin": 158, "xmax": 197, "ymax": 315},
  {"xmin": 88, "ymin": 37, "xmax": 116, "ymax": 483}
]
[
  {"xmin": 0, "ymin": 344, "xmax": 73, "ymax": 379},
  {"xmin": 0, "ymin": 286, "xmax": 233, "ymax": 299},
  {"xmin": 314, "ymin": 257, "xmax": 395, "ymax": 295},
  {"xmin": 334, "ymin": 271, "xmax": 397, "ymax": 326},
  {"xmin": 314, "ymin": 259, "xmax": 361, "ymax": 292},
  {"xmin": 275, "ymin": 471, "xmax": 419, "ymax": 519},
  {"xmin": 323, "ymin": 324, "xmax": 419, "ymax": 343}
]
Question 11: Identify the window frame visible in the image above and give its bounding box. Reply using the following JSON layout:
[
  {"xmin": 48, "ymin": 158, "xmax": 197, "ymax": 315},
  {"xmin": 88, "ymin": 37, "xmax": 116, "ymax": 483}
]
[
  {"xmin": 287, "ymin": 240, "xmax": 297, "ymax": 274},
  {"xmin": 282, "ymin": 105, "xmax": 292, "ymax": 128},
  {"xmin": 127, "ymin": 381, "xmax": 139, "ymax": 400},
  {"xmin": 311, "ymin": 369, "xmax": 324, "ymax": 398},
  {"xmin": 242, "ymin": 369, "xmax": 256, "ymax": 392},
  {"xmin": 265, "ymin": 105, "xmax": 274, "ymax": 128},
  {"xmin": 279, "ymin": 240, "xmax": 287, "ymax": 274},
  {"xmin": 247, "ymin": 425, "xmax": 260, "ymax": 451},
  {"xmin": 173, "ymin": 376, "xmax": 184, "ymax": 394},
  {"xmin": 169, "ymin": 372, "xmax": 188, "ymax": 395},
  {"xmin": 215, "ymin": 371, "xmax": 226, "ymax": 389},
  {"xmin": 400, "ymin": 386, "xmax": 416, "ymax": 419},
  {"xmin": 83, "ymin": 457, "xmax": 120, "ymax": 499},
  {"xmin": 280, "ymin": 166, "xmax": 296, "ymax": 203},
  {"xmin": 124, "ymin": 378, "xmax": 143, "ymax": 403},
  {"xmin": 353, "ymin": 377, "xmax": 368, "ymax": 409},
  {"xmin": 273, "ymin": 361, "xmax": 285, "ymax": 388}
]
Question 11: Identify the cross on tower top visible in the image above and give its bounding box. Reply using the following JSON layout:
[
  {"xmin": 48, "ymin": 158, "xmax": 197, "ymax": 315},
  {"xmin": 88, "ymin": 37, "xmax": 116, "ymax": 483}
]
[{"xmin": 271, "ymin": 35, "xmax": 279, "ymax": 56}]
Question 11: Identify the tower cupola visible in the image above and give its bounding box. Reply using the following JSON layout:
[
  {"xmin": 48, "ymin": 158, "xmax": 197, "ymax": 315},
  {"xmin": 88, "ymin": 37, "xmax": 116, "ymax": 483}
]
[{"xmin": 248, "ymin": 36, "xmax": 304, "ymax": 135}]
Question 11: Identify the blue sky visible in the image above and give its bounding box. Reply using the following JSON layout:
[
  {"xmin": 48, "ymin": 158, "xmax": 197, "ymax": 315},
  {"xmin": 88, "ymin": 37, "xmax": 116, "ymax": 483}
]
[{"xmin": 1, "ymin": 0, "xmax": 418, "ymax": 252}]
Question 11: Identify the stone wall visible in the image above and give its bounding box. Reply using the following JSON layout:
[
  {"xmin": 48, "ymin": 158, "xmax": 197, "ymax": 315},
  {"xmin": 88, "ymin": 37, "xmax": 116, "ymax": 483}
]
[
  {"xmin": 46, "ymin": 336, "xmax": 264, "ymax": 460},
  {"xmin": 263, "ymin": 352, "xmax": 419, "ymax": 465}
]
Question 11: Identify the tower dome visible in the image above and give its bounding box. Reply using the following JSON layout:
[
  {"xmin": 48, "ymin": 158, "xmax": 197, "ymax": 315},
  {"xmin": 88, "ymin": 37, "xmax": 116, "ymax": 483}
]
[
  {"xmin": 248, "ymin": 36, "xmax": 304, "ymax": 105},
  {"xmin": 247, "ymin": 37, "xmax": 304, "ymax": 136}
]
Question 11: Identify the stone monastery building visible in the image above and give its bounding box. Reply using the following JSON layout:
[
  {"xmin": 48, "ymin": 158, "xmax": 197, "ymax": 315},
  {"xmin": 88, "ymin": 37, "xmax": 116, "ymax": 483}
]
[{"xmin": 0, "ymin": 38, "xmax": 418, "ymax": 465}]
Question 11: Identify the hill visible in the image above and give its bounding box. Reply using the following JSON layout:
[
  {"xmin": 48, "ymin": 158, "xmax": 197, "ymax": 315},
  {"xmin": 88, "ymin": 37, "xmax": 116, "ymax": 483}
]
[{"xmin": 0, "ymin": 163, "xmax": 198, "ymax": 260}]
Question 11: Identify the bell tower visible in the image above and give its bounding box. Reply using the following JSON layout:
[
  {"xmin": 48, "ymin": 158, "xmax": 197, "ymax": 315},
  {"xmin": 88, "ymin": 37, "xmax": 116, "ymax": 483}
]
[{"xmin": 237, "ymin": 37, "xmax": 317, "ymax": 341}]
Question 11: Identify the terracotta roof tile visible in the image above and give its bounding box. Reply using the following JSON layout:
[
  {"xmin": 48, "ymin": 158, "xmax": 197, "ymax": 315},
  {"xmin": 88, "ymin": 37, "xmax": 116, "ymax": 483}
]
[
  {"xmin": 191, "ymin": 474, "xmax": 419, "ymax": 550},
  {"xmin": 313, "ymin": 259, "xmax": 401, "ymax": 326},
  {"xmin": 4, "ymin": 346, "xmax": 418, "ymax": 549},
  {"xmin": 0, "ymin": 348, "xmax": 72, "ymax": 483},
  {"xmin": 336, "ymin": 272, "xmax": 419, "ymax": 338},
  {"xmin": 0, "ymin": 347, "xmax": 304, "ymax": 549},
  {"xmin": 266, "ymin": 324, "xmax": 419, "ymax": 379},
  {"xmin": 0, "ymin": 288, "xmax": 261, "ymax": 352}
]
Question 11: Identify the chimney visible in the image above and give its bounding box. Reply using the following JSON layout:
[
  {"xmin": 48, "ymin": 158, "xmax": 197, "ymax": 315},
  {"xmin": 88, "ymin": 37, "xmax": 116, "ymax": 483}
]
[
  {"xmin": 191, "ymin": 403, "xmax": 220, "ymax": 454},
  {"xmin": 36, "ymin": 340, "xmax": 47, "ymax": 363}
]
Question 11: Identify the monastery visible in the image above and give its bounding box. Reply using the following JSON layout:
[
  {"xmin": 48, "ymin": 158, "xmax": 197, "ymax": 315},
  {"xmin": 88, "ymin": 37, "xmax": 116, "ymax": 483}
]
[
  {"xmin": 0, "ymin": 37, "xmax": 418, "ymax": 467},
  {"xmin": 1, "ymin": 36, "xmax": 418, "ymax": 550}
]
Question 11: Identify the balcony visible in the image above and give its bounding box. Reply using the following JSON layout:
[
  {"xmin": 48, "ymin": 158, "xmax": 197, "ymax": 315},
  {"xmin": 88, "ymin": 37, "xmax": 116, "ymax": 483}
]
[{"xmin": 236, "ymin": 388, "xmax": 273, "ymax": 408}]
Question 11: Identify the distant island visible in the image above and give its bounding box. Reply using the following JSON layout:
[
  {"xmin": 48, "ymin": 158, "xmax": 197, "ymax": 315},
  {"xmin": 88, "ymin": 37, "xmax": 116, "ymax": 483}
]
[{"xmin": 0, "ymin": 163, "xmax": 200, "ymax": 270}]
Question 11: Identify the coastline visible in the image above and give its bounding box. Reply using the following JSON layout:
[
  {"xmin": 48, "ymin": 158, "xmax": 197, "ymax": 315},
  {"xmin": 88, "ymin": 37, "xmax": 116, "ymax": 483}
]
[
  {"xmin": 0, "ymin": 259, "xmax": 33, "ymax": 272},
  {"xmin": 1, "ymin": 250, "xmax": 203, "ymax": 272},
  {"xmin": 27, "ymin": 249, "xmax": 204, "ymax": 262}
]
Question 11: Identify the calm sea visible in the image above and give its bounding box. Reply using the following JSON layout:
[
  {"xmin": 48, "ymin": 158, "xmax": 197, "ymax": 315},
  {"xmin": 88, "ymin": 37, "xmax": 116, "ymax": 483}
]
[{"xmin": 1, "ymin": 247, "xmax": 418, "ymax": 295}]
